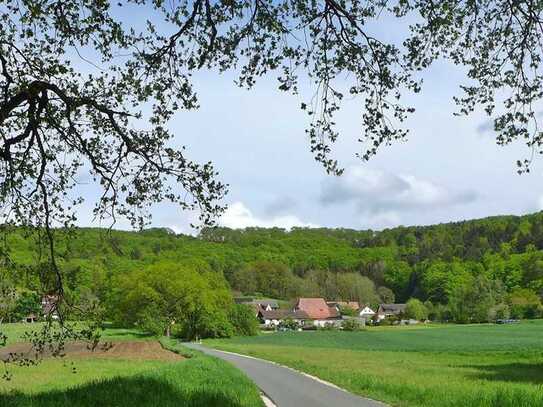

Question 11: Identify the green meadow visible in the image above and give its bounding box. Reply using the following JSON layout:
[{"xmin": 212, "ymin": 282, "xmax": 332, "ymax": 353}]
[
  {"xmin": 0, "ymin": 325, "xmax": 263, "ymax": 407},
  {"xmin": 206, "ymin": 321, "xmax": 543, "ymax": 407},
  {"xmin": 1, "ymin": 322, "xmax": 155, "ymax": 346}
]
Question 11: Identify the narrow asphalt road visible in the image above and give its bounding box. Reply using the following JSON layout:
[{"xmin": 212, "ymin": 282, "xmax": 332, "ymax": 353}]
[{"xmin": 183, "ymin": 343, "xmax": 385, "ymax": 407}]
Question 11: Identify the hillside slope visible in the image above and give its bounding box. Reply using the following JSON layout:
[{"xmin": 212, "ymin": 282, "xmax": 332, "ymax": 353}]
[{"xmin": 3, "ymin": 211, "xmax": 543, "ymax": 318}]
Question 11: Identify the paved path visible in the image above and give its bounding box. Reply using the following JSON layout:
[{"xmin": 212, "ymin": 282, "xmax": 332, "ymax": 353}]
[{"xmin": 183, "ymin": 343, "xmax": 385, "ymax": 407}]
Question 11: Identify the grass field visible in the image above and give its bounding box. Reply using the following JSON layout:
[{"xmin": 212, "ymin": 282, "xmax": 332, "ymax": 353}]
[
  {"xmin": 1, "ymin": 322, "xmax": 154, "ymax": 345},
  {"xmin": 206, "ymin": 320, "xmax": 543, "ymax": 407},
  {"xmin": 0, "ymin": 324, "xmax": 264, "ymax": 407}
]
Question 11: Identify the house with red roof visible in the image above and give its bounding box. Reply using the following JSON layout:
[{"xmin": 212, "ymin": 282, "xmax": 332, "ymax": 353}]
[{"xmin": 294, "ymin": 298, "xmax": 342, "ymax": 327}]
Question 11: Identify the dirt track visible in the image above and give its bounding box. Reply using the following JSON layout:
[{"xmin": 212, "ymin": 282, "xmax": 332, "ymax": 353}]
[{"xmin": 0, "ymin": 341, "xmax": 184, "ymax": 362}]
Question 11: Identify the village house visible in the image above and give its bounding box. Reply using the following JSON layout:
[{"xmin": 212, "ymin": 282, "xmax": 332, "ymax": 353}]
[
  {"xmin": 294, "ymin": 298, "xmax": 342, "ymax": 327},
  {"xmin": 252, "ymin": 299, "xmax": 279, "ymax": 311},
  {"xmin": 257, "ymin": 309, "xmax": 309, "ymax": 327},
  {"xmin": 256, "ymin": 298, "xmax": 344, "ymax": 328},
  {"xmin": 377, "ymin": 303, "xmax": 407, "ymax": 321},
  {"xmin": 41, "ymin": 295, "xmax": 60, "ymax": 320},
  {"xmin": 357, "ymin": 305, "xmax": 376, "ymax": 320},
  {"xmin": 235, "ymin": 297, "xmax": 280, "ymax": 316},
  {"xmin": 21, "ymin": 294, "xmax": 60, "ymax": 323}
]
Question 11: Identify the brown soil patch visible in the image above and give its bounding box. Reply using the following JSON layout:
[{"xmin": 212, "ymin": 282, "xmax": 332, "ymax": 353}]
[{"xmin": 0, "ymin": 341, "xmax": 184, "ymax": 362}]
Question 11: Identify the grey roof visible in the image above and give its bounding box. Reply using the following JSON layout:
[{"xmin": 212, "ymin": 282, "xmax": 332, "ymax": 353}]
[
  {"xmin": 378, "ymin": 304, "xmax": 407, "ymax": 314},
  {"xmin": 252, "ymin": 299, "xmax": 279, "ymax": 308},
  {"xmin": 258, "ymin": 309, "xmax": 309, "ymax": 320}
]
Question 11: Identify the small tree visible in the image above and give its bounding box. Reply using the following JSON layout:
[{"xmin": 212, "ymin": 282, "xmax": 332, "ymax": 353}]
[
  {"xmin": 229, "ymin": 304, "xmax": 258, "ymax": 336},
  {"xmin": 117, "ymin": 262, "xmax": 234, "ymax": 340},
  {"xmin": 405, "ymin": 298, "xmax": 428, "ymax": 321},
  {"xmin": 424, "ymin": 301, "xmax": 436, "ymax": 321},
  {"xmin": 508, "ymin": 288, "xmax": 542, "ymax": 319},
  {"xmin": 378, "ymin": 286, "xmax": 396, "ymax": 304},
  {"xmin": 430, "ymin": 303, "xmax": 452, "ymax": 323},
  {"xmin": 448, "ymin": 276, "xmax": 502, "ymax": 323}
]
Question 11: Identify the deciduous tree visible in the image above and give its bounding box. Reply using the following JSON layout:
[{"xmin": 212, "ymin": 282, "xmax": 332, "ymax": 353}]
[{"xmin": 115, "ymin": 262, "xmax": 234, "ymax": 339}]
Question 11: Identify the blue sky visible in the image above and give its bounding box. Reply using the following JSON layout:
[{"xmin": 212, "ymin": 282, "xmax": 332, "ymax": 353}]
[
  {"xmin": 75, "ymin": 7, "xmax": 543, "ymax": 233},
  {"xmin": 126, "ymin": 64, "xmax": 543, "ymax": 233}
]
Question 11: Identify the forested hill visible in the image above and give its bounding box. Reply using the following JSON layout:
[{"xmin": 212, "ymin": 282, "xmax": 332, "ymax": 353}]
[{"xmin": 4, "ymin": 211, "xmax": 543, "ymax": 316}]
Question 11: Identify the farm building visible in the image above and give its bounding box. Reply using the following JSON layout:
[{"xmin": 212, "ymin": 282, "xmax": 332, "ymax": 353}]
[
  {"xmin": 252, "ymin": 299, "xmax": 279, "ymax": 311},
  {"xmin": 357, "ymin": 305, "xmax": 376, "ymax": 320},
  {"xmin": 377, "ymin": 304, "xmax": 407, "ymax": 321},
  {"xmin": 235, "ymin": 297, "xmax": 280, "ymax": 315},
  {"xmin": 42, "ymin": 295, "xmax": 60, "ymax": 320},
  {"xmin": 294, "ymin": 298, "xmax": 342, "ymax": 327},
  {"xmin": 257, "ymin": 309, "xmax": 309, "ymax": 327}
]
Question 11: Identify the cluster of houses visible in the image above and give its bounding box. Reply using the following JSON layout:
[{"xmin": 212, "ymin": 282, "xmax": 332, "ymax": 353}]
[
  {"xmin": 236, "ymin": 297, "xmax": 408, "ymax": 328},
  {"xmin": 23, "ymin": 295, "xmax": 59, "ymax": 323}
]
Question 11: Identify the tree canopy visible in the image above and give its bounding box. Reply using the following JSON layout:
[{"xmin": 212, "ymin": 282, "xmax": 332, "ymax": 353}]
[
  {"xmin": 114, "ymin": 262, "xmax": 235, "ymax": 339},
  {"xmin": 2, "ymin": 211, "xmax": 543, "ymax": 332}
]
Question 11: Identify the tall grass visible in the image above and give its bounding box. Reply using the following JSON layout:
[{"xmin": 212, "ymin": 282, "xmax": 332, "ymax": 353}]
[{"xmin": 0, "ymin": 337, "xmax": 263, "ymax": 407}]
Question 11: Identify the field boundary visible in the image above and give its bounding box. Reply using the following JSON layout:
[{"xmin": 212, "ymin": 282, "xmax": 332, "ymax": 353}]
[{"xmin": 204, "ymin": 345, "xmax": 388, "ymax": 407}]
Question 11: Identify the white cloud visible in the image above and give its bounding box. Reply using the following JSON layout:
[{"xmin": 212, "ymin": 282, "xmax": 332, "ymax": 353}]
[
  {"xmin": 360, "ymin": 210, "xmax": 402, "ymax": 230},
  {"xmin": 220, "ymin": 201, "xmax": 318, "ymax": 229},
  {"xmin": 320, "ymin": 166, "xmax": 477, "ymax": 217}
]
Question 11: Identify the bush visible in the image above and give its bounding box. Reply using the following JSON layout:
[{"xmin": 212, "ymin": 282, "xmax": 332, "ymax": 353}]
[
  {"xmin": 278, "ymin": 317, "xmax": 300, "ymax": 331},
  {"xmin": 318, "ymin": 322, "xmax": 337, "ymax": 331},
  {"xmin": 342, "ymin": 318, "xmax": 363, "ymax": 331},
  {"xmin": 374, "ymin": 315, "xmax": 395, "ymax": 326},
  {"xmin": 338, "ymin": 305, "xmax": 357, "ymax": 317},
  {"xmin": 406, "ymin": 298, "xmax": 428, "ymax": 321},
  {"xmin": 13, "ymin": 290, "xmax": 41, "ymax": 321}
]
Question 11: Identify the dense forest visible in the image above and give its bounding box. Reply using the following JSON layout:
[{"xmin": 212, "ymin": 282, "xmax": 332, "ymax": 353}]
[{"xmin": 2, "ymin": 211, "xmax": 543, "ymax": 330}]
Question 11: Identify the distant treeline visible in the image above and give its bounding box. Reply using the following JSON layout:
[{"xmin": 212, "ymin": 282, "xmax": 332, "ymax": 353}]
[{"xmin": 2, "ymin": 211, "xmax": 543, "ymax": 326}]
